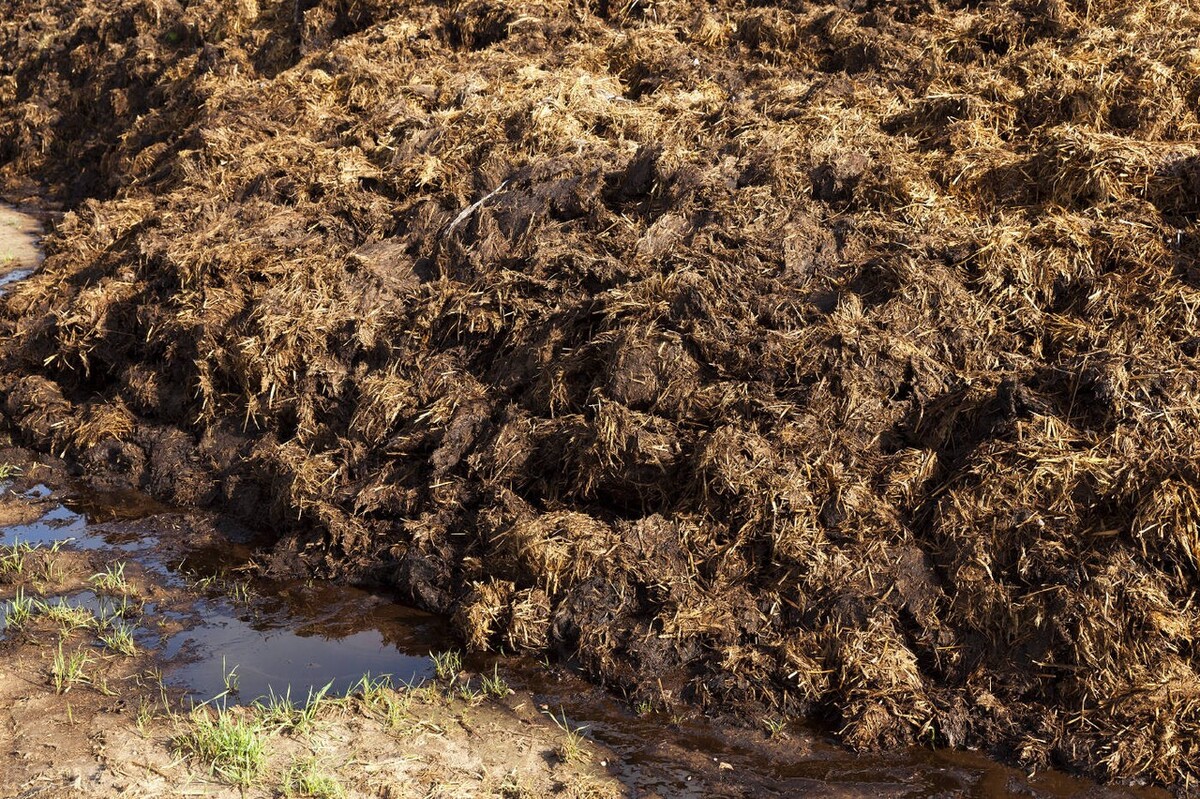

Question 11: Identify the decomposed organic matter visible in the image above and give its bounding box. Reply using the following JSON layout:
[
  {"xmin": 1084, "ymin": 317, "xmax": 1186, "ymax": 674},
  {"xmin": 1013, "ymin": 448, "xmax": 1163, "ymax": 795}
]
[{"xmin": 3, "ymin": 0, "xmax": 1200, "ymax": 790}]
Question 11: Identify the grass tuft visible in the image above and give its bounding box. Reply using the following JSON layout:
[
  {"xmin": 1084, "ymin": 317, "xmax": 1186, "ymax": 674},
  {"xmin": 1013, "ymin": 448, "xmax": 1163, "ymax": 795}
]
[
  {"xmin": 431, "ymin": 649, "xmax": 462, "ymax": 683},
  {"xmin": 135, "ymin": 697, "xmax": 156, "ymax": 736},
  {"xmin": 283, "ymin": 756, "xmax": 345, "ymax": 799},
  {"xmin": 99, "ymin": 619, "xmax": 137, "ymax": 656},
  {"xmin": 544, "ymin": 708, "xmax": 589, "ymax": 764},
  {"xmin": 256, "ymin": 681, "xmax": 332, "ymax": 735},
  {"xmin": 177, "ymin": 707, "xmax": 267, "ymax": 787},
  {"xmin": 0, "ymin": 541, "xmax": 32, "ymax": 579},
  {"xmin": 481, "ymin": 664, "xmax": 510, "ymax": 699},
  {"xmin": 3, "ymin": 587, "xmax": 35, "ymax": 630},
  {"xmin": 51, "ymin": 642, "xmax": 91, "ymax": 694},
  {"xmin": 90, "ymin": 561, "xmax": 130, "ymax": 594},
  {"xmin": 762, "ymin": 716, "xmax": 786, "ymax": 739},
  {"xmin": 38, "ymin": 598, "xmax": 95, "ymax": 633}
]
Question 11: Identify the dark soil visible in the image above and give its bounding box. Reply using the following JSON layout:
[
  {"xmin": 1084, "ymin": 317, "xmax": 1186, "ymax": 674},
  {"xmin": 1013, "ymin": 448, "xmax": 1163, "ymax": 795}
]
[{"xmin": 2, "ymin": 0, "xmax": 1200, "ymax": 791}]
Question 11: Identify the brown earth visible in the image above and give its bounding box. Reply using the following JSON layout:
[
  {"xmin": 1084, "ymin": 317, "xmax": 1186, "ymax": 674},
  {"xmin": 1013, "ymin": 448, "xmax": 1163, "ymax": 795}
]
[
  {"xmin": 1, "ymin": 0, "xmax": 1200, "ymax": 792},
  {"xmin": 0, "ymin": 203, "xmax": 42, "ymax": 277},
  {"xmin": 0, "ymin": 478, "xmax": 625, "ymax": 799}
]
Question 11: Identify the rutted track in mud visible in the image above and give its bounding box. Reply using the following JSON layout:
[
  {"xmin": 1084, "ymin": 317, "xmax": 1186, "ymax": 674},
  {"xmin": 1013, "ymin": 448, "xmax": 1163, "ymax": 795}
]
[{"xmin": 2, "ymin": 0, "xmax": 1200, "ymax": 791}]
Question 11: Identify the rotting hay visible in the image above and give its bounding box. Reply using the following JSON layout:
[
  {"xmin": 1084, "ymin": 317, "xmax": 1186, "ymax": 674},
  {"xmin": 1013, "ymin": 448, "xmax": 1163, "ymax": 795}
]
[{"xmin": 3, "ymin": 0, "xmax": 1200, "ymax": 791}]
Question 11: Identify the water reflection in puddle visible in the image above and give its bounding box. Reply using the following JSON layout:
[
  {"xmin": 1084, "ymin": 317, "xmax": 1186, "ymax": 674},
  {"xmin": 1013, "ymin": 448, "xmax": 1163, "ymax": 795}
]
[
  {"xmin": 163, "ymin": 590, "xmax": 449, "ymax": 703},
  {"xmin": 2, "ymin": 491, "xmax": 155, "ymax": 554},
  {"xmin": 0, "ymin": 267, "xmax": 34, "ymax": 291},
  {"xmin": 7, "ymin": 504, "xmax": 91, "ymax": 548}
]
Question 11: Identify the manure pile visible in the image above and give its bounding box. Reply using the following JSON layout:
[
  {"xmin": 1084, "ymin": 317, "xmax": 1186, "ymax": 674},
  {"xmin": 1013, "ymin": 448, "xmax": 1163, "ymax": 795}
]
[{"xmin": 3, "ymin": 0, "xmax": 1200, "ymax": 789}]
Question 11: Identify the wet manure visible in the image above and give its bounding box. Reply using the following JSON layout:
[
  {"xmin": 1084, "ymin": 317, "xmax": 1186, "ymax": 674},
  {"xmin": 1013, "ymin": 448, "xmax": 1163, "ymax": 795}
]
[{"xmin": 3, "ymin": 0, "xmax": 1200, "ymax": 791}]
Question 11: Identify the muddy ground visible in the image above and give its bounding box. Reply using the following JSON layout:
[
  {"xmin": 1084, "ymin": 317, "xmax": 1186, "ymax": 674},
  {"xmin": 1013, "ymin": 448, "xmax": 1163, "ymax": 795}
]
[
  {"xmin": 0, "ymin": 461, "xmax": 627, "ymax": 799},
  {"xmin": 4, "ymin": 449, "xmax": 1120, "ymax": 799},
  {"xmin": 1, "ymin": 0, "xmax": 1200, "ymax": 792},
  {"xmin": 0, "ymin": 204, "xmax": 42, "ymax": 278}
]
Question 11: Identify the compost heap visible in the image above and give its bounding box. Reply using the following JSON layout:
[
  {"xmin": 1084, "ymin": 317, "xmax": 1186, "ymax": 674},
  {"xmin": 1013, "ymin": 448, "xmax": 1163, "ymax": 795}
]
[{"xmin": 3, "ymin": 0, "xmax": 1200, "ymax": 789}]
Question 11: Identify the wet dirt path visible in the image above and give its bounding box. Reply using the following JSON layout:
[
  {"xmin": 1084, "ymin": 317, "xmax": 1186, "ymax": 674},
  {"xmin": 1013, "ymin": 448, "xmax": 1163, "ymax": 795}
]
[
  {"xmin": 0, "ymin": 475, "xmax": 624, "ymax": 799},
  {"xmin": 0, "ymin": 203, "xmax": 43, "ymax": 281}
]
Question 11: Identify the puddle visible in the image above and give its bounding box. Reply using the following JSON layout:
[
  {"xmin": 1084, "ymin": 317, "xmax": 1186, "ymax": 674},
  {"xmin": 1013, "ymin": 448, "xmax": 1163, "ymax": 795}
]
[
  {"xmin": 3, "ymin": 488, "xmax": 151, "ymax": 553},
  {"xmin": 475, "ymin": 655, "xmax": 1165, "ymax": 799},
  {"xmin": 0, "ymin": 486, "xmax": 1170, "ymax": 799},
  {"xmin": 0, "ymin": 490, "xmax": 449, "ymax": 703},
  {"xmin": 162, "ymin": 586, "xmax": 450, "ymax": 703}
]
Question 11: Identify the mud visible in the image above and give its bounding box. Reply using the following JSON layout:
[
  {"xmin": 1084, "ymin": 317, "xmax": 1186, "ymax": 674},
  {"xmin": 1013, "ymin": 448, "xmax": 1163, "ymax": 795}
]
[
  {"xmin": 0, "ymin": 466, "xmax": 628, "ymax": 799},
  {"xmin": 0, "ymin": 462, "xmax": 1170, "ymax": 799},
  {"xmin": 2, "ymin": 0, "xmax": 1200, "ymax": 792},
  {"xmin": 0, "ymin": 203, "xmax": 42, "ymax": 285}
]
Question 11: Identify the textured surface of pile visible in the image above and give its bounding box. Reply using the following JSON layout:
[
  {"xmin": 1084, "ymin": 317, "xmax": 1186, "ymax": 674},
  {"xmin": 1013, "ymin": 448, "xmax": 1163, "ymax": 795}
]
[{"xmin": 2, "ymin": 0, "xmax": 1200, "ymax": 790}]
